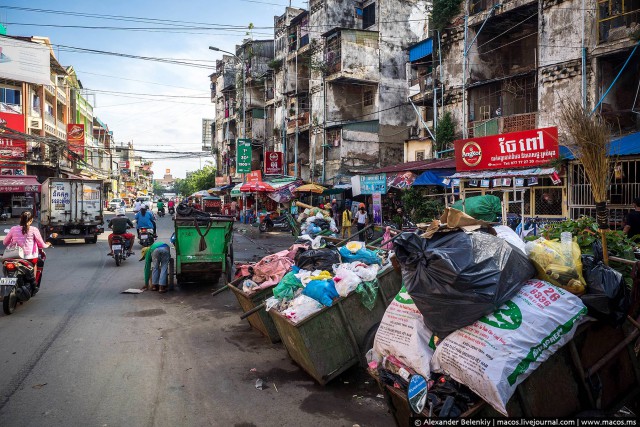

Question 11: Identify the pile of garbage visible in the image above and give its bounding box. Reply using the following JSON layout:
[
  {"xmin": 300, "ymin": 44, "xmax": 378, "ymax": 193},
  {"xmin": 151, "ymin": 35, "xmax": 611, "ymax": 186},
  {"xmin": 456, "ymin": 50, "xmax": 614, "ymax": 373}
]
[
  {"xmin": 265, "ymin": 240, "xmax": 389, "ymax": 323},
  {"xmin": 298, "ymin": 211, "xmax": 338, "ymax": 237},
  {"xmin": 370, "ymin": 206, "xmax": 631, "ymax": 416}
]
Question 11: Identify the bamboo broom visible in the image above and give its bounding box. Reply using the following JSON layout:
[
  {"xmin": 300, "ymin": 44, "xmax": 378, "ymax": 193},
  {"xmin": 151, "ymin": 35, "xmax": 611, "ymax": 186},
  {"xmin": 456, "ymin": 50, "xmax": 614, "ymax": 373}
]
[{"xmin": 560, "ymin": 101, "xmax": 611, "ymax": 264}]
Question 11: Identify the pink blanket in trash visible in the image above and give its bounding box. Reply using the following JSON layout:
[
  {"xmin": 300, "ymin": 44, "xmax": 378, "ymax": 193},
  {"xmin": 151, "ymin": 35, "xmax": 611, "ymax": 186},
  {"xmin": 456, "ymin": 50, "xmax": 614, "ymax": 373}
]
[{"xmin": 236, "ymin": 244, "xmax": 307, "ymax": 292}]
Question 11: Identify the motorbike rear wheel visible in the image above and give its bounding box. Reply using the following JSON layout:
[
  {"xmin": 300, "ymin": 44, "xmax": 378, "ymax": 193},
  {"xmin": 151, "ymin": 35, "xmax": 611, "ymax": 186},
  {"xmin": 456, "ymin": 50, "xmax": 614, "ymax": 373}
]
[
  {"xmin": 115, "ymin": 252, "xmax": 122, "ymax": 266},
  {"xmin": 3, "ymin": 287, "xmax": 17, "ymax": 315},
  {"xmin": 259, "ymin": 222, "xmax": 267, "ymax": 232}
]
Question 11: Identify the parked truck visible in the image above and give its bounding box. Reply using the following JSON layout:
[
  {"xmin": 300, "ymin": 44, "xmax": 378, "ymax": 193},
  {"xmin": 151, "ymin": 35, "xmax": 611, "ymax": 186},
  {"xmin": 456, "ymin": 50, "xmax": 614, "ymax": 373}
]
[{"xmin": 39, "ymin": 178, "xmax": 105, "ymax": 244}]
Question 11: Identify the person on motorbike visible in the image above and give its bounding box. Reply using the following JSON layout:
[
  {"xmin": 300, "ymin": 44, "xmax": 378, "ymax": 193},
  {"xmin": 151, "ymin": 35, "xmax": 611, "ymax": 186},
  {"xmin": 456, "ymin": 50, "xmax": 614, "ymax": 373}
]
[
  {"xmin": 3, "ymin": 211, "xmax": 51, "ymax": 278},
  {"xmin": 167, "ymin": 199, "xmax": 175, "ymax": 210},
  {"xmin": 107, "ymin": 208, "xmax": 135, "ymax": 256},
  {"xmin": 135, "ymin": 206, "xmax": 157, "ymax": 238},
  {"xmin": 157, "ymin": 199, "xmax": 165, "ymax": 215}
]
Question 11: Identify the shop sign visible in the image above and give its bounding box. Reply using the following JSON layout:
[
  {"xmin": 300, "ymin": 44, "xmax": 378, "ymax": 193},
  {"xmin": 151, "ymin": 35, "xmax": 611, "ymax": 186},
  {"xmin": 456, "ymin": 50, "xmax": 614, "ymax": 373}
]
[
  {"xmin": 0, "ymin": 112, "xmax": 26, "ymax": 160},
  {"xmin": 454, "ymin": 127, "xmax": 559, "ymax": 172},
  {"xmin": 264, "ymin": 151, "xmax": 283, "ymax": 175},
  {"xmin": 0, "ymin": 161, "xmax": 26, "ymax": 175},
  {"xmin": 236, "ymin": 138, "xmax": 252, "ymax": 173},
  {"xmin": 246, "ymin": 170, "xmax": 262, "ymax": 183},
  {"xmin": 360, "ymin": 173, "xmax": 387, "ymax": 195},
  {"xmin": 67, "ymin": 124, "xmax": 85, "ymax": 158},
  {"xmin": 118, "ymin": 160, "xmax": 129, "ymax": 168}
]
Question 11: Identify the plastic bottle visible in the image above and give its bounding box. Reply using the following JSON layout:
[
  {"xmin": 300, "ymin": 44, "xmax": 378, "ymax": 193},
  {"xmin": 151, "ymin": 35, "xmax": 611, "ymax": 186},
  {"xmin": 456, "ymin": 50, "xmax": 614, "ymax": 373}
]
[{"xmin": 560, "ymin": 232, "xmax": 573, "ymax": 266}]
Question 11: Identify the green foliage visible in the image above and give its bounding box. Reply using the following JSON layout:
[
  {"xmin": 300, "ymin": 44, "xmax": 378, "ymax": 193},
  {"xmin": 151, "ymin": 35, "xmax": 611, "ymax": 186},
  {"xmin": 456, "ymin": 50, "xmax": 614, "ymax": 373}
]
[
  {"xmin": 431, "ymin": 0, "xmax": 463, "ymax": 31},
  {"xmin": 435, "ymin": 111, "xmax": 455, "ymax": 154},
  {"xmin": 401, "ymin": 188, "xmax": 445, "ymax": 223},
  {"xmin": 173, "ymin": 164, "xmax": 217, "ymax": 197},
  {"xmin": 152, "ymin": 181, "xmax": 165, "ymax": 196},
  {"xmin": 536, "ymin": 216, "xmax": 637, "ymax": 285},
  {"xmin": 267, "ymin": 58, "xmax": 283, "ymax": 72}
]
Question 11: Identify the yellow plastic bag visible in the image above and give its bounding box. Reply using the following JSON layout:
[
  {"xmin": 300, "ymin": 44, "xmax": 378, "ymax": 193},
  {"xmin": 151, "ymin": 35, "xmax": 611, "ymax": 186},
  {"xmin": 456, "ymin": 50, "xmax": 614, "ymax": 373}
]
[
  {"xmin": 524, "ymin": 237, "xmax": 586, "ymax": 295},
  {"xmin": 309, "ymin": 270, "xmax": 333, "ymax": 281}
]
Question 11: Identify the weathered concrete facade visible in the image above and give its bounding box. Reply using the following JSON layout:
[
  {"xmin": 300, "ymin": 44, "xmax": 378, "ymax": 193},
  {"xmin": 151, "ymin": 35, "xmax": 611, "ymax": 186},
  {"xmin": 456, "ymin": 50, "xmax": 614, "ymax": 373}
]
[{"xmin": 417, "ymin": 0, "xmax": 640, "ymax": 147}]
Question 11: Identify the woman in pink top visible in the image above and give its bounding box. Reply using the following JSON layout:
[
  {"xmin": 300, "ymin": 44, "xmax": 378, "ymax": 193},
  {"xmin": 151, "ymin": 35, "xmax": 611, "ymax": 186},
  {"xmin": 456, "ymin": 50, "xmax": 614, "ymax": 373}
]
[{"xmin": 3, "ymin": 212, "xmax": 50, "ymax": 274}]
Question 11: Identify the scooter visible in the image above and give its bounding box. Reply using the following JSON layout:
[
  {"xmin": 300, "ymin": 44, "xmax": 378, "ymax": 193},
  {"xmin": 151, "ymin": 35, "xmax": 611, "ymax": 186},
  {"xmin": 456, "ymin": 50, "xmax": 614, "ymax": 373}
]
[
  {"xmin": 259, "ymin": 212, "xmax": 292, "ymax": 233},
  {"xmin": 157, "ymin": 207, "xmax": 166, "ymax": 218},
  {"xmin": 138, "ymin": 227, "xmax": 155, "ymax": 247},
  {"xmin": 110, "ymin": 234, "xmax": 132, "ymax": 266},
  {"xmin": 168, "ymin": 206, "xmax": 175, "ymax": 216},
  {"xmin": 1, "ymin": 247, "xmax": 47, "ymax": 315}
]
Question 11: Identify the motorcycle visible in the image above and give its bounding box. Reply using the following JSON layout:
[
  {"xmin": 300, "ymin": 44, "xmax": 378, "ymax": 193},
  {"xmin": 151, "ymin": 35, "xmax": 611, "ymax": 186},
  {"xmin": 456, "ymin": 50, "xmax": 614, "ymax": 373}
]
[
  {"xmin": 110, "ymin": 234, "xmax": 132, "ymax": 266},
  {"xmin": 1, "ymin": 247, "xmax": 47, "ymax": 315},
  {"xmin": 157, "ymin": 207, "xmax": 166, "ymax": 218},
  {"xmin": 259, "ymin": 212, "xmax": 292, "ymax": 233},
  {"xmin": 138, "ymin": 227, "xmax": 155, "ymax": 247},
  {"xmin": 168, "ymin": 206, "xmax": 175, "ymax": 216}
]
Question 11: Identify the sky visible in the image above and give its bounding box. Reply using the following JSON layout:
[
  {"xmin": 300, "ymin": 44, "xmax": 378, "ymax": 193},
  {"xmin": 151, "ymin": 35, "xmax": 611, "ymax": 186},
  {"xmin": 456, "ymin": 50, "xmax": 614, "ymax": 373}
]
[{"xmin": 0, "ymin": 0, "xmax": 307, "ymax": 179}]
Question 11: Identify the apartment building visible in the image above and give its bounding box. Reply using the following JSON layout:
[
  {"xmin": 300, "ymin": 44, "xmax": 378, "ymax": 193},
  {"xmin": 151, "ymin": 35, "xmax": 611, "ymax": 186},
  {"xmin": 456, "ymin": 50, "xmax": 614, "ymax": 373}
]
[{"xmin": 210, "ymin": 0, "xmax": 431, "ymax": 184}]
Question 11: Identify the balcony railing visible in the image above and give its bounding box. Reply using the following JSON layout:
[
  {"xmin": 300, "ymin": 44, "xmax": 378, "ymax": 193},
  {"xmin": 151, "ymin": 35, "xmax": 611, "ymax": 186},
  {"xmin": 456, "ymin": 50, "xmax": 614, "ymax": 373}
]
[
  {"xmin": 598, "ymin": 2, "xmax": 640, "ymax": 43},
  {"xmin": 468, "ymin": 112, "xmax": 538, "ymax": 138},
  {"xmin": 56, "ymin": 86, "xmax": 66, "ymax": 103},
  {"xmin": 44, "ymin": 112, "xmax": 55, "ymax": 125},
  {"xmin": 45, "ymin": 85, "xmax": 55, "ymax": 96},
  {"xmin": 287, "ymin": 112, "xmax": 310, "ymax": 129}
]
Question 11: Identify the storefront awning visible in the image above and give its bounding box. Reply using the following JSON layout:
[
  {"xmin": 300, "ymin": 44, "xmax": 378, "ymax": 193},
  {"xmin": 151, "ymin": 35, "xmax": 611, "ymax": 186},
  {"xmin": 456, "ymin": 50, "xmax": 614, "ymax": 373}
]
[
  {"xmin": 560, "ymin": 131, "xmax": 640, "ymax": 159},
  {"xmin": 413, "ymin": 169, "xmax": 454, "ymax": 186},
  {"xmin": 230, "ymin": 183, "xmax": 243, "ymax": 197},
  {"xmin": 448, "ymin": 167, "xmax": 557, "ymax": 179},
  {"xmin": 0, "ymin": 175, "xmax": 41, "ymax": 193}
]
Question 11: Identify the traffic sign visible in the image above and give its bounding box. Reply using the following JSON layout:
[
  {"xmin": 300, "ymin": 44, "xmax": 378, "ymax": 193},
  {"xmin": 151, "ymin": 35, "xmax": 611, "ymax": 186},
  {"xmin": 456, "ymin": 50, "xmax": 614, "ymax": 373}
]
[{"xmin": 236, "ymin": 138, "xmax": 252, "ymax": 173}]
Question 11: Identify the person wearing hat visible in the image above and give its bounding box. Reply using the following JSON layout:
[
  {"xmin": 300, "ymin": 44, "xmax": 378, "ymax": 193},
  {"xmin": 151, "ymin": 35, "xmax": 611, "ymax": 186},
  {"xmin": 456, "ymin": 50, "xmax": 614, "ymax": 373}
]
[
  {"xmin": 139, "ymin": 241, "xmax": 171, "ymax": 293},
  {"xmin": 107, "ymin": 207, "xmax": 135, "ymax": 256}
]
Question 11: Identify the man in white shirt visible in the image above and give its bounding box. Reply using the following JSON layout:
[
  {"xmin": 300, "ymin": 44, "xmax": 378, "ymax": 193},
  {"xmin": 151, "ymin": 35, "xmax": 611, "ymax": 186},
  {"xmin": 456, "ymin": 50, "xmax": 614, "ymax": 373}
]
[
  {"xmin": 133, "ymin": 200, "xmax": 142, "ymax": 213},
  {"xmin": 355, "ymin": 203, "xmax": 368, "ymax": 242}
]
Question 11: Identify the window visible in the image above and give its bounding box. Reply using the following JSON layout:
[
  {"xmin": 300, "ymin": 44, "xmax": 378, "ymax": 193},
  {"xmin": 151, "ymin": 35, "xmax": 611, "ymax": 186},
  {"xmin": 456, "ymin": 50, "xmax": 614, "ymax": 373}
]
[
  {"xmin": 415, "ymin": 150, "xmax": 425, "ymax": 161},
  {"xmin": 327, "ymin": 128, "xmax": 341, "ymax": 147},
  {"xmin": 363, "ymin": 90, "xmax": 374, "ymax": 107},
  {"xmin": 32, "ymin": 94, "xmax": 41, "ymax": 112},
  {"xmin": 0, "ymin": 88, "xmax": 21, "ymax": 105},
  {"xmin": 363, "ymin": 3, "xmax": 376, "ymax": 29}
]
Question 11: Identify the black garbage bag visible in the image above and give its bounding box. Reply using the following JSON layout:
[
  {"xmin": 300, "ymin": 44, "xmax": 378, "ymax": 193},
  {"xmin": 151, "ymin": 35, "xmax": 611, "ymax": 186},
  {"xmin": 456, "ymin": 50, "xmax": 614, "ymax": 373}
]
[
  {"xmin": 581, "ymin": 247, "xmax": 630, "ymax": 326},
  {"xmin": 295, "ymin": 247, "xmax": 341, "ymax": 271},
  {"xmin": 312, "ymin": 218, "xmax": 331, "ymax": 230},
  {"xmin": 394, "ymin": 231, "xmax": 535, "ymax": 337}
]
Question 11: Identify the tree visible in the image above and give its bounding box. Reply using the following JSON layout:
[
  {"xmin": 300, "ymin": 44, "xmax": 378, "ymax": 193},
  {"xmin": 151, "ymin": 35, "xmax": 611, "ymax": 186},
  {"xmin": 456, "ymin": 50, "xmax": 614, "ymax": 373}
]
[
  {"xmin": 173, "ymin": 163, "xmax": 217, "ymax": 197},
  {"xmin": 435, "ymin": 111, "xmax": 456, "ymax": 155}
]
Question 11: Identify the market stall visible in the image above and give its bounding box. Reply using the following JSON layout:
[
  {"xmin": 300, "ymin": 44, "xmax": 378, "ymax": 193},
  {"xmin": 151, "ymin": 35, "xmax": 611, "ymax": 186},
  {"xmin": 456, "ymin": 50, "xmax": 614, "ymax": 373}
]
[{"xmin": 0, "ymin": 175, "xmax": 41, "ymax": 217}]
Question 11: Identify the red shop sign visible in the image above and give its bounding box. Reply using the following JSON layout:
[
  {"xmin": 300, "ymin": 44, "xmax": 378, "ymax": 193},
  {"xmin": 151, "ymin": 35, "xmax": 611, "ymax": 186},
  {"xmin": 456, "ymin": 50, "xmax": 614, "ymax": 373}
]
[
  {"xmin": 264, "ymin": 151, "xmax": 283, "ymax": 175},
  {"xmin": 454, "ymin": 127, "xmax": 559, "ymax": 172}
]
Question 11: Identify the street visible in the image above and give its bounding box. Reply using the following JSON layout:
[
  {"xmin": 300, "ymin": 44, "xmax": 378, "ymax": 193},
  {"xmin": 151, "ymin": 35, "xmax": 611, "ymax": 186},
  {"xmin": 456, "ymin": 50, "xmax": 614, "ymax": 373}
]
[{"xmin": 0, "ymin": 213, "xmax": 391, "ymax": 427}]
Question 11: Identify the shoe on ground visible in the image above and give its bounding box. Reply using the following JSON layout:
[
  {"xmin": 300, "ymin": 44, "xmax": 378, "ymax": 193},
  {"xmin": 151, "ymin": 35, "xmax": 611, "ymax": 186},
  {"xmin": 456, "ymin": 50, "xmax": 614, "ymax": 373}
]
[
  {"xmin": 151, "ymin": 285, "xmax": 159, "ymax": 291},
  {"xmin": 140, "ymin": 285, "xmax": 149, "ymax": 290},
  {"xmin": 128, "ymin": 251, "xmax": 135, "ymax": 256},
  {"xmin": 158, "ymin": 286, "xmax": 167, "ymax": 293}
]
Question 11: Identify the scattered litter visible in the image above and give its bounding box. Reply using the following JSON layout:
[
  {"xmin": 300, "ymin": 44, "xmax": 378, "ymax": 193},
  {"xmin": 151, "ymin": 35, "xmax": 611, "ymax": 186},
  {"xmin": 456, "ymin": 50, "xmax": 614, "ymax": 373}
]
[
  {"xmin": 32, "ymin": 383, "xmax": 47, "ymax": 389},
  {"xmin": 185, "ymin": 368, "xmax": 192, "ymax": 371},
  {"xmin": 376, "ymin": 394, "xmax": 384, "ymax": 399},
  {"xmin": 344, "ymin": 381, "xmax": 349, "ymax": 384},
  {"xmin": 224, "ymin": 305, "xmax": 233, "ymax": 308},
  {"xmin": 158, "ymin": 337, "xmax": 163, "ymax": 340},
  {"xmin": 364, "ymin": 381, "xmax": 369, "ymax": 385},
  {"xmin": 255, "ymin": 378, "xmax": 267, "ymax": 390},
  {"xmin": 250, "ymin": 368, "xmax": 257, "ymax": 372},
  {"xmin": 121, "ymin": 288, "xmax": 144, "ymax": 294},
  {"xmin": 273, "ymin": 383, "xmax": 278, "ymax": 393}
]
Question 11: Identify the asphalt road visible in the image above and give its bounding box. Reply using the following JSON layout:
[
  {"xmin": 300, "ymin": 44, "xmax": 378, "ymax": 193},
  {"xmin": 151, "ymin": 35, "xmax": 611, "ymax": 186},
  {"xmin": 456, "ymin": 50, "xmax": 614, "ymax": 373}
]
[{"xmin": 0, "ymin": 213, "xmax": 392, "ymax": 427}]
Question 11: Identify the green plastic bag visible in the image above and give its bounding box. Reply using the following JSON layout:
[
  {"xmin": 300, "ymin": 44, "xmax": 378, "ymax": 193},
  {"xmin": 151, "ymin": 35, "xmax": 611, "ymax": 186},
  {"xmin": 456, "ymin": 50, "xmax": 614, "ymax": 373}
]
[
  {"xmin": 273, "ymin": 271, "xmax": 303, "ymax": 300},
  {"xmin": 452, "ymin": 195, "xmax": 502, "ymax": 222},
  {"xmin": 356, "ymin": 279, "xmax": 379, "ymax": 311}
]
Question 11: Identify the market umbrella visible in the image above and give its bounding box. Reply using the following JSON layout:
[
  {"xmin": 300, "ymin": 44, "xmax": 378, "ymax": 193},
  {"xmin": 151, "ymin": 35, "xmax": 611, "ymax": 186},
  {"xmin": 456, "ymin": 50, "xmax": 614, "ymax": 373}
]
[
  {"xmin": 293, "ymin": 183, "xmax": 327, "ymax": 194},
  {"xmin": 240, "ymin": 181, "xmax": 275, "ymax": 192},
  {"xmin": 190, "ymin": 190, "xmax": 210, "ymax": 197}
]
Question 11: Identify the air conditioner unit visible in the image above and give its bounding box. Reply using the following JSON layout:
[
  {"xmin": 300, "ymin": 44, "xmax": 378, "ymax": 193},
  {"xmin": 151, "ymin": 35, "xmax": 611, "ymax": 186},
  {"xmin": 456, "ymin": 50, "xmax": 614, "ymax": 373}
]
[{"xmin": 29, "ymin": 118, "xmax": 42, "ymax": 130}]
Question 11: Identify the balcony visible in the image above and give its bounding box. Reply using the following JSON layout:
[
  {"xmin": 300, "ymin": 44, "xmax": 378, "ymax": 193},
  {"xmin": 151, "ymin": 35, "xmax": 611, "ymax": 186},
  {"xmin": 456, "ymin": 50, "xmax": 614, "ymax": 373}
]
[
  {"xmin": 323, "ymin": 29, "xmax": 380, "ymax": 84},
  {"xmin": 287, "ymin": 112, "xmax": 310, "ymax": 130},
  {"xmin": 44, "ymin": 112, "xmax": 55, "ymax": 125},
  {"xmin": 45, "ymin": 84, "xmax": 56, "ymax": 96},
  {"xmin": 598, "ymin": 1, "xmax": 640, "ymax": 43},
  {"xmin": 56, "ymin": 86, "xmax": 67, "ymax": 103},
  {"xmin": 467, "ymin": 112, "xmax": 538, "ymax": 138}
]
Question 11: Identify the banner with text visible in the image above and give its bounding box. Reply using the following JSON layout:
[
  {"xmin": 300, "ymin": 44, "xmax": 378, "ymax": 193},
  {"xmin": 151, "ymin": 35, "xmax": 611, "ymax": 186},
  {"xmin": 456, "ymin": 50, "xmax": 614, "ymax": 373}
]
[
  {"xmin": 0, "ymin": 37, "xmax": 50, "ymax": 85},
  {"xmin": 359, "ymin": 173, "xmax": 387, "ymax": 195},
  {"xmin": 0, "ymin": 112, "xmax": 26, "ymax": 160},
  {"xmin": 264, "ymin": 151, "xmax": 283, "ymax": 175},
  {"xmin": 67, "ymin": 124, "xmax": 85, "ymax": 158},
  {"xmin": 236, "ymin": 138, "xmax": 252, "ymax": 173},
  {"xmin": 454, "ymin": 127, "xmax": 559, "ymax": 172}
]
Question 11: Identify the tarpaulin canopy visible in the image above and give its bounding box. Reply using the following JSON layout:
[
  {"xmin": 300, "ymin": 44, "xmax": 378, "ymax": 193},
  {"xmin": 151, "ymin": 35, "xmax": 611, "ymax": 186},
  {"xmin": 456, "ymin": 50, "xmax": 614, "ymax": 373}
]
[
  {"xmin": 0, "ymin": 175, "xmax": 41, "ymax": 193},
  {"xmin": 413, "ymin": 169, "xmax": 454, "ymax": 186},
  {"xmin": 560, "ymin": 130, "xmax": 640, "ymax": 159}
]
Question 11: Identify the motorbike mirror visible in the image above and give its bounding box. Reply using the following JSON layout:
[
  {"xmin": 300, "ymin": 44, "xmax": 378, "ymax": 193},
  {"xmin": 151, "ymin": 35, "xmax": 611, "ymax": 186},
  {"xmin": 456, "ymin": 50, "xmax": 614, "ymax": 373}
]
[{"xmin": 407, "ymin": 374, "xmax": 428, "ymax": 414}]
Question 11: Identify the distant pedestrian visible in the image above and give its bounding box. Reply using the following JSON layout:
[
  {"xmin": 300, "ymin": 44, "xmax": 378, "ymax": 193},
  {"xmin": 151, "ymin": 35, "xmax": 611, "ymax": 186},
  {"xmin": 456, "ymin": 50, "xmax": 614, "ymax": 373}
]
[
  {"xmin": 341, "ymin": 207, "xmax": 352, "ymax": 239},
  {"xmin": 623, "ymin": 197, "xmax": 640, "ymax": 239},
  {"xmin": 356, "ymin": 203, "xmax": 368, "ymax": 242},
  {"xmin": 331, "ymin": 199, "xmax": 340, "ymax": 226}
]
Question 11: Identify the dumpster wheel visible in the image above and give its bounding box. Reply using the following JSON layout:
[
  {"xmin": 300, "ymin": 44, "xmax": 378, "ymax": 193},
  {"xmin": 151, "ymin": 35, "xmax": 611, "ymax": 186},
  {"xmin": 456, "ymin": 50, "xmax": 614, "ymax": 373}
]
[{"xmin": 362, "ymin": 322, "xmax": 380, "ymax": 357}]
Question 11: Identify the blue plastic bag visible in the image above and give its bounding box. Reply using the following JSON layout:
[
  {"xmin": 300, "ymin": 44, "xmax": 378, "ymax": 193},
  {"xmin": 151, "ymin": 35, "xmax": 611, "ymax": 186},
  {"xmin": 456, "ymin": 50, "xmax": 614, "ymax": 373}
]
[
  {"xmin": 303, "ymin": 279, "xmax": 339, "ymax": 306},
  {"xmin": 338, "ymin": 246, "xmax": 381, "ymax": 265}
]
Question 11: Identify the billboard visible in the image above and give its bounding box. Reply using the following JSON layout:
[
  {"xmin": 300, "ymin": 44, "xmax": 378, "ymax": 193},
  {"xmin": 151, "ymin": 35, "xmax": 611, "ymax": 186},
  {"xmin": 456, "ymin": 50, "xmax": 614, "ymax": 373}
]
[
  {"xmin": 264, "ymin": 151, "xmax": 283, "ymax": 175},
  {"xmin": 0, "ymin": 112, "xmax": 26, "ymax": 160},
  {"xmin": 0, "ymin": 36, "xmax": 51, "ymax": 85},
  {"xmin": 454, "ymin": 127, "xmax": 559, "ymax": 172},
  {"xmin": 236, "ymin": 138, "xmax": 252, "ymax": 173},
  {"xmin": 67, "ymin": 124, "xmax": 85, "ymax": 158},
  {"xmin": 359, "ymin": 173, "xmax": 387, "ymax": 195}
]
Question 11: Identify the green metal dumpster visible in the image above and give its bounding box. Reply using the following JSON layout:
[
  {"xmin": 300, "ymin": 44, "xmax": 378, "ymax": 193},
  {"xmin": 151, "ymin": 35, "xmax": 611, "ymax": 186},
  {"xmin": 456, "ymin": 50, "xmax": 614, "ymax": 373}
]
[
  {"xmin": 228, "ymin": 275, "xmax": 281, "ymax": 343},
  {"xmin": 268, "ymin": 264, "xmax": 402, "ymax": 385},
  {"xmin": 173, "ymin": 216, "xmax": 234, "ymax": 285}
]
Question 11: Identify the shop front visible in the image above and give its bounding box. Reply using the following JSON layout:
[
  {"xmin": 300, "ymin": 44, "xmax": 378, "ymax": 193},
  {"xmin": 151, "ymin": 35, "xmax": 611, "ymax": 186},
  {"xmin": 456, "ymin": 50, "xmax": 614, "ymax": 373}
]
[
  {"xmin": 450, "ymin": 127, "xmax": 563, "ymax": 230},
  {"xmin": 0, "ymin": 175, "xmax": 42, "ymax": 217}
]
